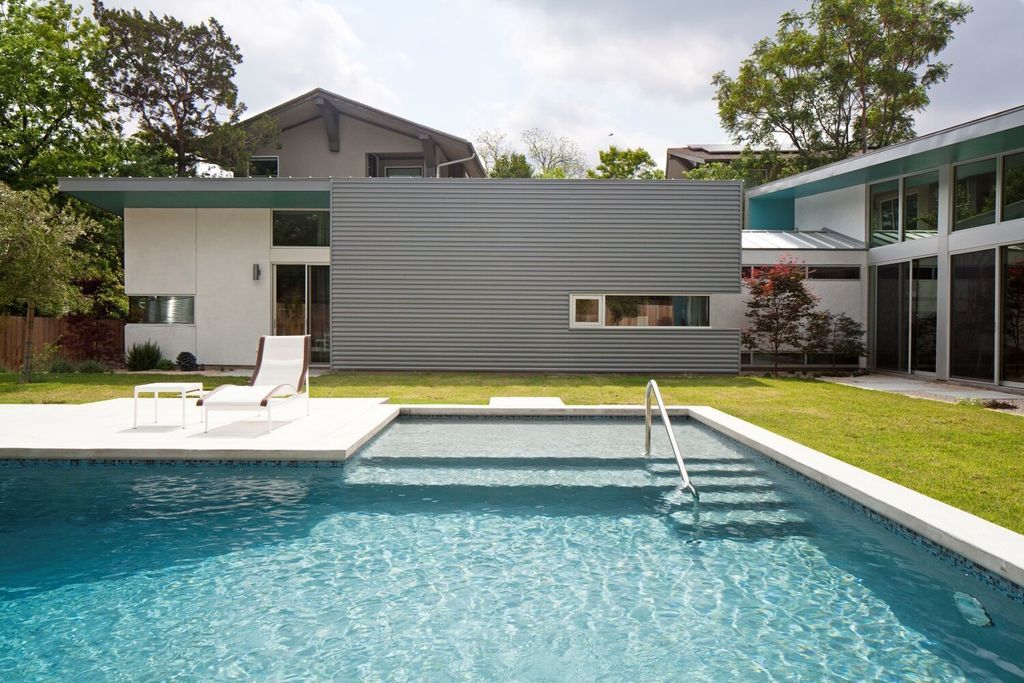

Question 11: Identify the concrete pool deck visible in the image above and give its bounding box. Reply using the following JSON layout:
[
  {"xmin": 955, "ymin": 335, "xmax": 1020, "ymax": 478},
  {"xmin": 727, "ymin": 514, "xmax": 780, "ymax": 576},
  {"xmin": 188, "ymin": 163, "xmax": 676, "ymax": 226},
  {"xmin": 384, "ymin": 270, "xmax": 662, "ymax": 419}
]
[
  {"xmin": 1, "ymin": 397, "xmax": 1023, "ymax": 592},
  {"xmin": 0, "ymin": 398, "xmax": 398, "ymax": 460}
]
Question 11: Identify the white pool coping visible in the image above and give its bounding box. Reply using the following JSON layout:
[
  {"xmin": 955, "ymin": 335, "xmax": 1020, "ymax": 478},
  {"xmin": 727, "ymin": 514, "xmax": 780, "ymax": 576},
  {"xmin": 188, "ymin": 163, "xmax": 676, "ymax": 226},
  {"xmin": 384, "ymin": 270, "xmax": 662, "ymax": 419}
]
[{"xmin": 1, "ymin": 399, "xmax": 1021, "ymax": 589}]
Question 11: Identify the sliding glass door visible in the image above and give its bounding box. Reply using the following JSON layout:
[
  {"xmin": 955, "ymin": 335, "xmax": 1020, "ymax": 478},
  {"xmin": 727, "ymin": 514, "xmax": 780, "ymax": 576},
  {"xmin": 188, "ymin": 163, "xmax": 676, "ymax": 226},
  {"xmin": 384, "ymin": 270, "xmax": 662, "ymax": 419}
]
[
  {"xmin": 950, "ymin": 251, "xmax": 996, "ymax": 381},
  {"xmin": 274, "ymin": 264, "xmax": 330, "ymax": 364},
  {"xmin": 873, "ymin": 257, "xmax": 937, "ymax": 374},
  {"xmin": 1003, "ymin": 244, "xmax": 1024, "ymax": 384}
]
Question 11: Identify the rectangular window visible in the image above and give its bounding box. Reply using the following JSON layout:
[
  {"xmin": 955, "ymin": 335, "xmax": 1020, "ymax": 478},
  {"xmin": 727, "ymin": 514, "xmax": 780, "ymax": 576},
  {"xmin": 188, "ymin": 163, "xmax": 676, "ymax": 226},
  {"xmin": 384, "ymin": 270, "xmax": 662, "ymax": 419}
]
[
  {"xmin": 1004, "ymin": 152, "xmax": 1024, "ymax": 222},
  {"xmin": 570, "ymin": 295, "xmax": 709, "ymax": 328},
  {"xmin": 128, "ymin": 296, "xmax": 194, "ymax": 324},
  {"xmin": 806, "ymin": 266, "xmax": 861, "ymax": 280},
  {"xmin": 953, "ymin": 159, "xmax": 997, "ymax": 231},
  {"xmin": 385, "ymin": 166, "xmax": 423, "ymax": 178},
  {"xmin": 902, "ymin": 170, "xmax": 939, "ymax": 239},
  {"xmin": 248, "ymin": 156, "xmax": 279, "ymax": 177},
  {"xmin": 950, "ymin": 249, "xmax": 996, "ymax": 380},
  {"xmin": 272, "ymin": 211, "xmax": 330, "ymax": 247},
  {"xmin": 869, "ymin": 180, "xmax": 900, "ymax": 247},
  {"xmin": 571, "ymin": 296, "xmax": 601, "ymax": 325}
]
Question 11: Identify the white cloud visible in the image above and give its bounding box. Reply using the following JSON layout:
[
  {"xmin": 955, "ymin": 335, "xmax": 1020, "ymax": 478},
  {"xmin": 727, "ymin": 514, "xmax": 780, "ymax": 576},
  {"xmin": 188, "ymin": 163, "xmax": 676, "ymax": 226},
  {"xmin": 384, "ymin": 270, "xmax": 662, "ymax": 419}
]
[
  {"xmin": 500, "ymin": 4, "xmax": 746, "ymax": 105},
  {"xmin": 80, "ymin": 0, "xmax": 396, "ymax": 115}
]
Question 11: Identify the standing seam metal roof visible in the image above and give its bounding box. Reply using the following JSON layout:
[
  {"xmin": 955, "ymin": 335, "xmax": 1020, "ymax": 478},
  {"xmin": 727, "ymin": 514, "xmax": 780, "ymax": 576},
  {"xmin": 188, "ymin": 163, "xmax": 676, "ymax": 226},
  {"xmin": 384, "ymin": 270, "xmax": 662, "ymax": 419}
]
[{"xmin": 741, "ymin": 230, "xmax": 866, "ymax": 250}]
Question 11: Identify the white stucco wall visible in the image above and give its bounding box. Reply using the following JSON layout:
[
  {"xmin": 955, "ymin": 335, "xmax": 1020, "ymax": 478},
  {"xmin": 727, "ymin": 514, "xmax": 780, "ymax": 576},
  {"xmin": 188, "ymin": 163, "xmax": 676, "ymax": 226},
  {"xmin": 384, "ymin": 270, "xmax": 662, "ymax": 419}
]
[
  {"xmin": 794, "ymin": 185, "xmax": 867, "ymax": 242},
  {"xmin": 124, "ymin": 208, "xmax": 197, "ymax": 295},
  {"xmin": 124, "ymin": 207, "xmax": 275, "ymax": 367},
  {"xmin": 195, "ymin": 209, "xmax": 272, "ymax": 365}
]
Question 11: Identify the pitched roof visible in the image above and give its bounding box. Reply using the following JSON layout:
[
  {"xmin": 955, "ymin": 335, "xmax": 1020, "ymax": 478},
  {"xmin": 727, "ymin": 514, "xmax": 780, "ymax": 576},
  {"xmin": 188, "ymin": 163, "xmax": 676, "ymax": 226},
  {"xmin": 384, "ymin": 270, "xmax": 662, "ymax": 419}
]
[
  {"xmin": 240, "ymin": 87, "xmax": 485, "ymax": 177},
  {"xmin": 667, "ymin": 145, "xmax": 798, "ymax": 165}
]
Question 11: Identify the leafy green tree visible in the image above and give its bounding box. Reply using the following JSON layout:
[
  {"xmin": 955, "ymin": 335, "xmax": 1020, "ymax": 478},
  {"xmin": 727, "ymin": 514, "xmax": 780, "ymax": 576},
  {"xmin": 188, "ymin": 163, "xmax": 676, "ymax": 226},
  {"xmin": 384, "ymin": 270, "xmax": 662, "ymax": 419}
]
[
  {"xmin": 684, "ymin": 147, "xmax": 798, "ymax": 187},
  {"xmin": 804, "ymin": 310, "xmax": 866, "ymax": 373},
  {"xmin": 588, "ymin": 146, "xmax": 664, "ymax": 179},
  {"xmin": 0, "ymin": 184, "xmax": 92, "ymax": 381},
  {"xmin": 713, "ymin": 0, "xmax": 971, "ymax": 169},
  {"xmin": 94, "ymin": 2, "xmax": 275, "ymax": 176},
  {"xmin": 490, "ymin": 153, "xmax": 534, "ymax": 178},
  {"xmin": 0, "ymin": 0, "xmax": 112, "ymax": 188},
  {"xmin": 741, "ymin": 257, "xmax": 819, "ymax": 376}
]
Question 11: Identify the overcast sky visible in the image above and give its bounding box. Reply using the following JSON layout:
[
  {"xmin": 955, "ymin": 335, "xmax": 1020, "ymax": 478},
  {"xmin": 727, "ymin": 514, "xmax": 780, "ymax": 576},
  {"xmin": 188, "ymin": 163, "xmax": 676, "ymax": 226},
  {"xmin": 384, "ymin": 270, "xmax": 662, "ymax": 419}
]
[{"xmin": 87, "ymin": 0, "xmax": 1024, "ymax": 169}]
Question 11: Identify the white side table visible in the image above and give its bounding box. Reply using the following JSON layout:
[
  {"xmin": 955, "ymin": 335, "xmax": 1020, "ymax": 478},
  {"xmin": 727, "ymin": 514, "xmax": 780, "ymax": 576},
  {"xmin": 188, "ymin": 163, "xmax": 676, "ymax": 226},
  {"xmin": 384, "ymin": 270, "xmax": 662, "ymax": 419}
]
[{"xmin": 133, "ymin": 382, "xmax": 204, "ymax": 429}]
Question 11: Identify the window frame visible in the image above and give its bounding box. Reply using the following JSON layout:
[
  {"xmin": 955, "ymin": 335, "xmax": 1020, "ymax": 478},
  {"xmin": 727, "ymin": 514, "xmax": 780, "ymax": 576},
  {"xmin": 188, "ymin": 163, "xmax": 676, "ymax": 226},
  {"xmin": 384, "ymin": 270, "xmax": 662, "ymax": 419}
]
[
  {"xmin": 952, "ymin": 156, "xmax": 999, "ymax": 232},
  {"xmin": 568, "ymin": 293, "xmax": 712, "ymax": 330},
  {"xmin": 384, "ymin": 165, "xmax": 425, "ymax": 178},
  {"xmin": 127, "ymin": 295, "xmax": 195, "ymax": 325},
  {"xmin": 271, "ymin": 209, "xmax": 331, "ymax": 248},
  {"xmin": 247, "ymin": 155, "xmax": 279, "ymax": 178}
]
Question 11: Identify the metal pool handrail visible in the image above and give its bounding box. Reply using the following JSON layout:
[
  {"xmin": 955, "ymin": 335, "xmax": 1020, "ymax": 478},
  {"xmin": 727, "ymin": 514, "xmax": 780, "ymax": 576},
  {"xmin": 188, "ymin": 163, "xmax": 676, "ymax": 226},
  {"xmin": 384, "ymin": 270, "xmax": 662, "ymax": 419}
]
[{"xmin": 644, "ymin": 379, "xmax": 698, "ymax": 500}]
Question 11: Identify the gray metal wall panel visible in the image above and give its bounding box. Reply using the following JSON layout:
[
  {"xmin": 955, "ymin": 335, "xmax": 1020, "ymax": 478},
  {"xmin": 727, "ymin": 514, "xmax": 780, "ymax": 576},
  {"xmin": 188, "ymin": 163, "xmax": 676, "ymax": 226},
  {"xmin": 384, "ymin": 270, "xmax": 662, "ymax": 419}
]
[{"xmin": 330, "ymin": 179, "xmax": 741, "ymax": 372}]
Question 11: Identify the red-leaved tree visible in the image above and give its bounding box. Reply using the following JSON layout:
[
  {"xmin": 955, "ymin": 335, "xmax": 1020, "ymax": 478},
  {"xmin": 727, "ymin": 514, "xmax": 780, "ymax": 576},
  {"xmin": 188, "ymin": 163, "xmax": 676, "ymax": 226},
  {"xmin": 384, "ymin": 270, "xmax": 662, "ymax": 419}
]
[{"xmin": 741, "ymin": 256, "xmax": 819, "ymax": 376}]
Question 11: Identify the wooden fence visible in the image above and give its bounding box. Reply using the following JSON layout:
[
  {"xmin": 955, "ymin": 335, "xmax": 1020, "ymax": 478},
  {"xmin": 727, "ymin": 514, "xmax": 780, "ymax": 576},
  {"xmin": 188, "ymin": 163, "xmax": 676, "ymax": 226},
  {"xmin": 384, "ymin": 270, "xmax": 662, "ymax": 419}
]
[{"xmin": 0, "ymin": 316, "xmax": 125, "ymax": 371}]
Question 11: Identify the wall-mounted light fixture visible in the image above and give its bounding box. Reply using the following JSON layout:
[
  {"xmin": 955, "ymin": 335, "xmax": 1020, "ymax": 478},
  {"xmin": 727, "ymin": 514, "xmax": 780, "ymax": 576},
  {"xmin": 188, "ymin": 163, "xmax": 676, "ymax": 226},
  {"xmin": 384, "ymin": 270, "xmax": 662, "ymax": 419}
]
[{"xmin": 253, "ymin": 264, "xmax": 262, "ymax": 281}]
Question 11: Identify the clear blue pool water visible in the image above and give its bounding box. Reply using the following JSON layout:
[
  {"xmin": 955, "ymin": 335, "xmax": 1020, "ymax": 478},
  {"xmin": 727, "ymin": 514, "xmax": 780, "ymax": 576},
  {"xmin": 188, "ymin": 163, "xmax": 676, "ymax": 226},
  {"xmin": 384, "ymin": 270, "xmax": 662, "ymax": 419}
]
[{"xmin": 1, "ymin": 417, "xmax": 1022, "ymax": 681}]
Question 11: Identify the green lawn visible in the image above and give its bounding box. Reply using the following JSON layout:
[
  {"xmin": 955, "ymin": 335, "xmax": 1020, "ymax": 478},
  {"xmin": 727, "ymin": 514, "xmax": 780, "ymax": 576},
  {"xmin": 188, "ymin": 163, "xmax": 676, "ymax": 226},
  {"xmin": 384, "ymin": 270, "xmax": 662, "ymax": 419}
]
[{"xmin": 1, "ymin": 371, "xmax": 1022, "ymax": 534}]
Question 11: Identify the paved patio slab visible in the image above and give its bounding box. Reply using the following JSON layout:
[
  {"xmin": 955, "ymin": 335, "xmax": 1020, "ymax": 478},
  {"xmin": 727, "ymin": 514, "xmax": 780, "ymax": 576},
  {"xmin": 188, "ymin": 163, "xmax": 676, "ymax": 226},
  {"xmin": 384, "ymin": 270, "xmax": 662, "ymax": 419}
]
[
  {"xmin": 823, "ymin": 375, "xmax": 1023, "ymax": 401},
  {"xmin": 0, "ymin": 398, "xmax": 397, "ymax": 460}
]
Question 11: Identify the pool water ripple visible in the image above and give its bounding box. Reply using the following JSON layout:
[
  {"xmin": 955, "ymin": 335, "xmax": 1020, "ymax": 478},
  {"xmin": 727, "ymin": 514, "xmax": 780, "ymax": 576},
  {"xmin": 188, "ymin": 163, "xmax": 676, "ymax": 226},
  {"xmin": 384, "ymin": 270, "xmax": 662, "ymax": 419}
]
[{"xmin": 1, "ymin": 417, "xmax": 1022, "ymax": 680}]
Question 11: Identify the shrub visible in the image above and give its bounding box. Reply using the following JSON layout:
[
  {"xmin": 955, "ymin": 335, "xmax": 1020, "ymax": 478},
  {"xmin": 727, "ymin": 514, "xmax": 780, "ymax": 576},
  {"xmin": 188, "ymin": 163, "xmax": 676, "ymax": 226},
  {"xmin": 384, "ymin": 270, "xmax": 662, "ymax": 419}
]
[
  {"xmin": 48, "ymin": 358, "xmax": 75, "ymax": 374},
  {"xmin": 125, "ymin": 341, "xmax": 162, "ymax": 371},
  {"xmin": 156, "ymin": 359, "xmax": 175, "ymax": 371},
  {"xmin": 176, "ymin": 351, "xmax": 198, "ymax": 372},
  {"xmin": 77, "ymin": 359, "xmax": 107, "ymax": 373}
]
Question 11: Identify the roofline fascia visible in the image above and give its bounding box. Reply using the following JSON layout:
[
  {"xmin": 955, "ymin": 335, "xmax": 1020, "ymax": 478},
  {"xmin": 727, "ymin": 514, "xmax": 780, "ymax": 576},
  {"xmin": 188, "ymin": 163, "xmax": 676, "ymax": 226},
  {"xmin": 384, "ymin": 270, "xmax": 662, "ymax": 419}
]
[
  {"xmin": 748, "ymin": 103, "xmax": 1024, "ymax": 198},
  {"xmin": 58, "ymin": 177, "xmax": 332, "ymax": 193}
]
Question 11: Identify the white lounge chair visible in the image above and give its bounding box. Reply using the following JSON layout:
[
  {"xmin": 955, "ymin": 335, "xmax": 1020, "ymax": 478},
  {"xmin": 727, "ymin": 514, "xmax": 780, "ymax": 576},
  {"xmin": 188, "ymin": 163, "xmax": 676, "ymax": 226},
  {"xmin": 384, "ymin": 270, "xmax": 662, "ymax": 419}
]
[{"xmin": 197, "ymin": 335, "xmax": 311, "ymax": 433}]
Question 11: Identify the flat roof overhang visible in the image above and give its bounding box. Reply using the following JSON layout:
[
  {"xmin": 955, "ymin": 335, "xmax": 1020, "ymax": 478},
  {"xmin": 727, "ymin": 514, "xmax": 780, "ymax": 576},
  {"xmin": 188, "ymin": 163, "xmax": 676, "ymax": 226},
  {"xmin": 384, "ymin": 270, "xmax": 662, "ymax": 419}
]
[
  {"xmin": 747, "ymin": 105, "xmax": 1024, "ymax": 203},
  {"xmin": 58, "ymin": 177, "xmax": 332, "ymax": 216}
]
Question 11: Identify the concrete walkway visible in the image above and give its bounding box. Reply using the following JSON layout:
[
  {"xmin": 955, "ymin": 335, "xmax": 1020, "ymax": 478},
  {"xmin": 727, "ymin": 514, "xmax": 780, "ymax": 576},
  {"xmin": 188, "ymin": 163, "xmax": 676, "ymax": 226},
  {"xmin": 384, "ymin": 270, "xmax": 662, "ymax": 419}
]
[{"xmin": 822, "ymin": 374, "xmax": 1023, "ymax": 403}]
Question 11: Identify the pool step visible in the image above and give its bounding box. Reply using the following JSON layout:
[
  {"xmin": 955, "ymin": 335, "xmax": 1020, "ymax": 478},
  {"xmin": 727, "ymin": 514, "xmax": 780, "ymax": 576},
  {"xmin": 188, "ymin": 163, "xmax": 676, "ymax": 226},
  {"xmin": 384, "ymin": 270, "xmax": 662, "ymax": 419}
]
[{"xmin": 343, "ymin": 452, "xmax": 808, "ymax": 538}]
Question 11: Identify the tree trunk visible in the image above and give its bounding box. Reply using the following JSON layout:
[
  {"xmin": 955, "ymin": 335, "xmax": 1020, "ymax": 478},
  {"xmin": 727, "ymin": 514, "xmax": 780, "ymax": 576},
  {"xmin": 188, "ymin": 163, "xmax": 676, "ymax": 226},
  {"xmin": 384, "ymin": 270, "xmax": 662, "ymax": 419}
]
[{"xmin": 19, "ymin": 302, "xmax": 34, "ymax": 384}]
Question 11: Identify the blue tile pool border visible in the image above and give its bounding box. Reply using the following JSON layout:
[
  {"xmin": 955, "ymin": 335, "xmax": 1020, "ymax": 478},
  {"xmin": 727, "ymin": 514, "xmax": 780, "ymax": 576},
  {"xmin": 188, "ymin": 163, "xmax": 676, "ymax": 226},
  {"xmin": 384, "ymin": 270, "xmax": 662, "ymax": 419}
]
[{"xmin": 0, "ymin": 458, "xmax": 348, "ymax": 468}]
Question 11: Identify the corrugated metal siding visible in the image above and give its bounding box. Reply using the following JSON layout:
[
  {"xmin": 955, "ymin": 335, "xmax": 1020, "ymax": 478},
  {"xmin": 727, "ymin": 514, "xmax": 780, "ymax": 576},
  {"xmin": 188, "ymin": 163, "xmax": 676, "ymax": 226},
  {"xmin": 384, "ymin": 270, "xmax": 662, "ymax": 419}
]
[{"xmin": 330, "ymin": 179, "xmax": 741, "ymax": 372}]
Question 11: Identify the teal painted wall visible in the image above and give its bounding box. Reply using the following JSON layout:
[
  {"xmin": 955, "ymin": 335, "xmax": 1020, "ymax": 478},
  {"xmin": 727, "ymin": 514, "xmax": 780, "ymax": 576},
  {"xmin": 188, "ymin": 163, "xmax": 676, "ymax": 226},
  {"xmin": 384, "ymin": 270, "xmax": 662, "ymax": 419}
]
[{"xmin": 747, "ymin": 197, "xmax": 794, "ymax": 230}]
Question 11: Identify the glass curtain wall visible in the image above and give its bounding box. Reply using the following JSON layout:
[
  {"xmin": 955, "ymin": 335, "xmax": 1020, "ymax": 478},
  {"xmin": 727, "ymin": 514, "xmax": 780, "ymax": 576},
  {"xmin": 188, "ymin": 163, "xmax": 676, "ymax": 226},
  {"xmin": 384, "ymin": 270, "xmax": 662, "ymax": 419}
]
[
  {"xmin": 1004, "ymin": 244, "xmax": 1024, "ymax": 384},
  {"xmin": 869, "ymin": 180, "xmax": 900, "ymax": 247},
  {"xmin": 1005, "ymin": 153, "xmax": 1024, "ymax": 222},
  {"xmin": 953, "ymin": 159, "xmax": 997, "ymax": 231},
  {"xmin": 950, "ymin": 250, "xmax": 996, "ymax": 380},
  {"xmin": 902, "ymin": 171, "xmax": 939, "ymax": 240}
]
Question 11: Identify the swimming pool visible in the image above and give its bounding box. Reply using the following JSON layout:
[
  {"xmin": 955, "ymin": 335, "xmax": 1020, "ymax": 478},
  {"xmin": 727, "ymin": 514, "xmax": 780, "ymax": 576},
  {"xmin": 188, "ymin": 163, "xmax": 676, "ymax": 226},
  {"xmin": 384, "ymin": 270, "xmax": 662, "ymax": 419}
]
[{"xmin": 1, "ymin": 417, "xmax": 1022, "ymax": 680}]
